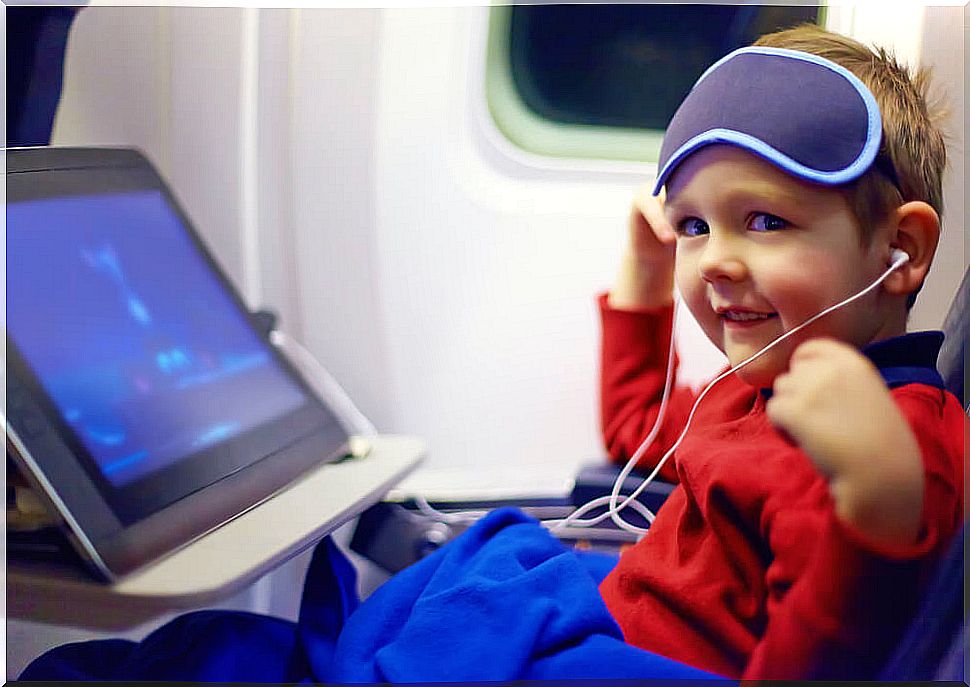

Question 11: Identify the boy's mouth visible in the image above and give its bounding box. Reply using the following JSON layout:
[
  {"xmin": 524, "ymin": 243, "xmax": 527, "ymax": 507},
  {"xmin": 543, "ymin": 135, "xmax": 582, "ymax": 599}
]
[{"xmin": 717, "ymin": 307, "xmax": 779, "ymax": 327}]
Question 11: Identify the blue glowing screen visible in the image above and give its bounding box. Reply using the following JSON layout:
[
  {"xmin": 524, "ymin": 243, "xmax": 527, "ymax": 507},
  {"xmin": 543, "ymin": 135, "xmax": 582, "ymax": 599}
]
[{"xmin": 6, "ymin": 190, "xmax": 308, "ymax": 486}]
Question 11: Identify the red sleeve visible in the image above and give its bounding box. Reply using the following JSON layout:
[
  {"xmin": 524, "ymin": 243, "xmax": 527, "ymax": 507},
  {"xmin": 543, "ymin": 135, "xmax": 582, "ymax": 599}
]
[
  {"xmin": 742, "ymin": 385, "xmax": 965, "ymax": 680},
  {"xmin": 598, "ymin": 292, "xmax": 699, "ymax": 483}
]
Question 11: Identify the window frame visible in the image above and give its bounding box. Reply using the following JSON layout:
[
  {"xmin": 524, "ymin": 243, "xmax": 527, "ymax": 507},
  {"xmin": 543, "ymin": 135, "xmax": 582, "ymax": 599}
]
[{"xmin": 485, "ymin": 4, "xmax": 829, "ymax": 165}]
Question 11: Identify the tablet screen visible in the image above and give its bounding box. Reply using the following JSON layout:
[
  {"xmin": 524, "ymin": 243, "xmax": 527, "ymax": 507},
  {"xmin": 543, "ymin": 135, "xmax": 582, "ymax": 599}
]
[{"xmin": 7, "ymin": 189, "xmax": 309, "ymax": 488}]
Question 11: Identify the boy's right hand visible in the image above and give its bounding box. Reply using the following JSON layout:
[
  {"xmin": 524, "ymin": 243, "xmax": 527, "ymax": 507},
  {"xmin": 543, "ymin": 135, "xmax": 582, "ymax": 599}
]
[
  {"xmin": 767, "ymin": 339, "xmax": 925, "ymax": 548},
  {"xmin": 608, "ymin": 184, "xmax": 677, "ymax": 310}
]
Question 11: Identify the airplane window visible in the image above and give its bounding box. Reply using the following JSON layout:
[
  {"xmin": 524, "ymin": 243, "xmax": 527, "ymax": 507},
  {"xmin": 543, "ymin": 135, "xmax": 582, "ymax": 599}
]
[{"xmin": 486, "ymin": 4, "xmax": 823, "ymax": 163}]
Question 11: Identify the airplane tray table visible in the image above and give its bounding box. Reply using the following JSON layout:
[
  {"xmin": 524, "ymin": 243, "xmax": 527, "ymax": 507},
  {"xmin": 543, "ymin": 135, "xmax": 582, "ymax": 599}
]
[{"xmin": 7, "ymin": 434, "xmax": 425, "ymax": 630}]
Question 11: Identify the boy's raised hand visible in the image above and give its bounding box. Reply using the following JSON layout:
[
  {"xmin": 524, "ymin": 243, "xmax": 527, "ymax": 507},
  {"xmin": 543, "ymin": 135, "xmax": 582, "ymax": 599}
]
[
  {"xmin": 766, "ymin": 339, "xmax": 924, "ymax": 548},
  {"xmin": 608, "ymin": 184, "xmax": 677, "ymax": 310}
]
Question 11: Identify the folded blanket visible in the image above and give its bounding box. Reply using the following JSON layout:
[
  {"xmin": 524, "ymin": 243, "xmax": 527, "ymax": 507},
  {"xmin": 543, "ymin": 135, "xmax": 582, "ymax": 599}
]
[{"xmin": 22, "ymin": 507, "xmax": 723, "ymax": 684}]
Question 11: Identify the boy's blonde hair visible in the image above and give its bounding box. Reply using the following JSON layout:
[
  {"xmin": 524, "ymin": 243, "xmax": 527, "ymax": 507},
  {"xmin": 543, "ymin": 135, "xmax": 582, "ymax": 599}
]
[{"xmin": 754, "ymin": 25, "xmax": 947, "ymax": 242}]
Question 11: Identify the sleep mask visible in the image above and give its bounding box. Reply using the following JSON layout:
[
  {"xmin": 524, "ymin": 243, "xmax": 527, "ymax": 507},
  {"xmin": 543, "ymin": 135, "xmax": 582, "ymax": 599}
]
[{"xmin": 653, "ymin": 46, "xmax": 883, "ymax": 196}]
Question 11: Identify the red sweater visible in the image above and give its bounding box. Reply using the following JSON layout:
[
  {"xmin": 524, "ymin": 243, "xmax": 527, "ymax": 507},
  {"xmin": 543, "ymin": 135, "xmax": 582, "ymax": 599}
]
[{"xmin": 596, "ymin": 295, "xmax": 965, "ymax": 680}]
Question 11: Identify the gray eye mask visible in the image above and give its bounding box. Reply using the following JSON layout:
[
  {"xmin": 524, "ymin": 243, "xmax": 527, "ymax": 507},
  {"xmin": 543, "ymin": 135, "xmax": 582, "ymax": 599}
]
[{"xmin": 653, "ymin": 46, "xmax": 883, "ymax": 196}]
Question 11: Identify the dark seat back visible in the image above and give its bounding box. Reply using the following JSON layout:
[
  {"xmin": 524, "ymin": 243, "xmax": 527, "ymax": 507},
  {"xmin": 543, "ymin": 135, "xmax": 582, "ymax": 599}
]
[
  {"xmin": 7, "ymin": 6, "xmax": 81, "ymax": 146},
  {"xmin": 880, "ymin": 267, "xmax": 969, "ymax": 680},
  {"xmin": 938, "ymin": 267, "xmax": 969, "ymax": 410}
]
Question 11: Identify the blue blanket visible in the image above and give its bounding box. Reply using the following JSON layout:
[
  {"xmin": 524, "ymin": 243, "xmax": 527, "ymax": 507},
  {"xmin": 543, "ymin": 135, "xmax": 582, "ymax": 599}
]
[{"xmin": 22, "ymin": 508, "xmax": 723, "ymax": 683}]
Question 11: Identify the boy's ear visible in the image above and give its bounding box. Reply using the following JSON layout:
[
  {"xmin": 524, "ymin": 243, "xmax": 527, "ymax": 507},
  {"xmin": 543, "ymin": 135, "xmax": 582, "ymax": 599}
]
[{"xmin": 884, "ymin": 201, "xmax": 940, "ymax": 298}]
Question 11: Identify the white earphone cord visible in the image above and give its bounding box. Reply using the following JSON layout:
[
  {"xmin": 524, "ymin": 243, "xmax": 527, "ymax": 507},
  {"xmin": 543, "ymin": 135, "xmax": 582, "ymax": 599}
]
[
  {"xmin": 270, "ymin": 329, "xmax": 378, "ymax": 437},
  {"xmin": 390, "ymin": 254, "xmax": 907, "ymax": 540},
  {"xmin": 544, "ymin": 252, "xmax": 908, "ymax": 537}
]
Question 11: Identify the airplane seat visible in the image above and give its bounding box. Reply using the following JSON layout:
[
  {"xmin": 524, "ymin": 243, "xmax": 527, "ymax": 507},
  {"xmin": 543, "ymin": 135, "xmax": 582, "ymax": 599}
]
[
  {"xmin": 938, "ymin": 266, "xmax": 969, "ymax": 410},
  {"xmin": 879, "ymin": 519, "xmax": 966, "ymax": 681}
]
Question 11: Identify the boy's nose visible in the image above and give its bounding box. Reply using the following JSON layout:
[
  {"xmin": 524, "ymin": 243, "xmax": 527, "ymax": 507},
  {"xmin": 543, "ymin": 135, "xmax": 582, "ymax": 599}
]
[{"xmin": 698, "ymin": 235, "xmax": 748, "ymax": 284}]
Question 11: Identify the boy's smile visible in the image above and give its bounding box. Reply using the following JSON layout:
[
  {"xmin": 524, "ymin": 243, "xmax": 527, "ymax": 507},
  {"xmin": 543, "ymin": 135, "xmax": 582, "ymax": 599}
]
[{"xmin": 663, "ymin": 145, "xmax": 902, "ymax": 388}]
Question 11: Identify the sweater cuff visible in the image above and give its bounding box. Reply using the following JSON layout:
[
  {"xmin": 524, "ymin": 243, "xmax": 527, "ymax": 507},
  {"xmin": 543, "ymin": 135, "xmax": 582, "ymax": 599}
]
[
  {"xmin": 598, "ymin": 292, "xmax": 675, "ymax": 355},
  {"xmin": 833, "ymin": 509, "xmax": 938, "ymax": 562},
  {"xmin": 598, "ymin": 291, "xmax": 674, "ymax": 317}
]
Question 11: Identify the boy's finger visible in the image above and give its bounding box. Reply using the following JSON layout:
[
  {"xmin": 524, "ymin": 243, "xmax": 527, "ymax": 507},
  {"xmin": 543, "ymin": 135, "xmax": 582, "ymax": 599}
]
[
  {"xmin": 655, "ymin": 222, "xmax": 677, "ymax": 244},
  {"xmin": 787, "ymin": 340, "xmax": 830, "ymax": 367},
  {"xmin": 652, "ymin": 188, "xmax": 676, "ymax": 243},
  {"xmin": 770, "ymin": 370, "xmax": 793, "ymax": 396},
  {"xmin": 632, "ymin": 184, "xmax": 676, "ymax": 244},
  {"xmin": 765, "ymin": 395, "xmax": 796, "ymax": 436}
]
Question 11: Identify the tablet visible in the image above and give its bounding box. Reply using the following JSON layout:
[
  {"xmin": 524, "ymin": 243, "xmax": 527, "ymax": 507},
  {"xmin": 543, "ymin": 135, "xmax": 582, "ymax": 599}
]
[{"xmin": 5, "ymin": 147, "xmax": 350, "ymax": 580}]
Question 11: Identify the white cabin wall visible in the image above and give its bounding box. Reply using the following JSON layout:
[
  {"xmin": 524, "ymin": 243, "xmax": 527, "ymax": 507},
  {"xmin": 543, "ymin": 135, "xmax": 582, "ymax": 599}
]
[
  {"xmin": 843, "ymin": 4, "xmax": 966, "ymax": 332},
  {"xmin": 50, "ymin": 7, "xmax": 172, "ymax": 176},
  {"xmin": 914, "ymin": 5, "xmax": 966, "ymax": 333},
  {"xmin": 287, "ymin": 9, "xmax": 392, "ymax": 430},
  {"xmin": 364, "ymin": 7, "xmax": 722, "ymax": 490}
]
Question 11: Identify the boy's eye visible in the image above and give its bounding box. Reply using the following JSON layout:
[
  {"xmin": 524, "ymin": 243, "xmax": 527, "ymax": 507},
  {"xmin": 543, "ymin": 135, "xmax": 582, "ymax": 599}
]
[
  {"xmin": 748, "ymin": 213, "xmax": 788, "ymax": 232},
  {"xmin": 677, "ymin": 218, "xmax": 710, "ymax": 237}
]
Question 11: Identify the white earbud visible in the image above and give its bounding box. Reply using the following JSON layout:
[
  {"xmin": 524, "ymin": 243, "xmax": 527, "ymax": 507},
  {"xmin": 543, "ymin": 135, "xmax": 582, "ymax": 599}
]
[{"xmin": 890, "ymin": 248, "xmax": 910, "ymax": 269}]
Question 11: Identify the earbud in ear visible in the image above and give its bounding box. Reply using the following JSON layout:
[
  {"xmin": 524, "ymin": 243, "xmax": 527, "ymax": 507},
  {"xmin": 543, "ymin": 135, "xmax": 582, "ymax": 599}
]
[{"xmin": 890, "ymin": 248, "xmax": 910, "ymax": 268}]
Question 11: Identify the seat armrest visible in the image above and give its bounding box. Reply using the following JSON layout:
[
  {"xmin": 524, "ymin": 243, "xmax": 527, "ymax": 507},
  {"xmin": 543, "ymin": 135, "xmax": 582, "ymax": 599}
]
[{"xmin": 571, "ymin": 462, "xmax": 675, "ymax": 516}]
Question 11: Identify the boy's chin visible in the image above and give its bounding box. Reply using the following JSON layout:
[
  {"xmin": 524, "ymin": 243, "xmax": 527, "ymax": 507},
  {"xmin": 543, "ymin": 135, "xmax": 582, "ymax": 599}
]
[{"xmin": 729, "ymin": 357, "xmax": 784, "ymax": 390}]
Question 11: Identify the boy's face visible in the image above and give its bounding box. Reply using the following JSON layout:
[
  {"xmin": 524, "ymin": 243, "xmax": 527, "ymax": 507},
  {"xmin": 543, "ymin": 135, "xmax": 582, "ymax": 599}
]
[{"xmin": 664, "ymin": 145, "xmax": 900, "ymax": 388}]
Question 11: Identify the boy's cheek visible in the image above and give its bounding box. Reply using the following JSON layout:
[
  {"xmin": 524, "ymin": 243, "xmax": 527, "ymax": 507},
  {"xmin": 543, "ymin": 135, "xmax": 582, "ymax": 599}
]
[
  {"xmin": 673, "ymin": 257, "xmax": 703, "ymax": 301},
  {"xmin": 756, "ymin": 257, "xmax": 840, "ymax": 316},
  {"xmin": 673, "ymin": 268, "xmax": 708, "ymax": 316},
  {"xmin": 679, "ymin": 291, "xmax": 726, "ymax": 352},
  {"xmin": 777, "ymin": 275, "xmax": 854, "ymax": 327},
  {"xmin": 771, "ymin": 250, "xmax": 845, "ymax": 291}
]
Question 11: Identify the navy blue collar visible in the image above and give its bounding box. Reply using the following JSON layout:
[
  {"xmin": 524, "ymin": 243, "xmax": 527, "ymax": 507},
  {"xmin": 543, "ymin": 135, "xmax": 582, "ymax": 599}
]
[
  {"xmin": 760, "ymin": 331, "xmax": 946, "ymax": 399},
  {"xmin": 862, "ymin": 330, "xmax": 946, "ymax": 389}
]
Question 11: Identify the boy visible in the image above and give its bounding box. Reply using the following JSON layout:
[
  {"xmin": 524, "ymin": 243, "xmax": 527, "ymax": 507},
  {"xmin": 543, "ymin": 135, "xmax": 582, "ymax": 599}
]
[{"xmin": 598, "ymin": 26, "xmax": 964, "ymax": 679}]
